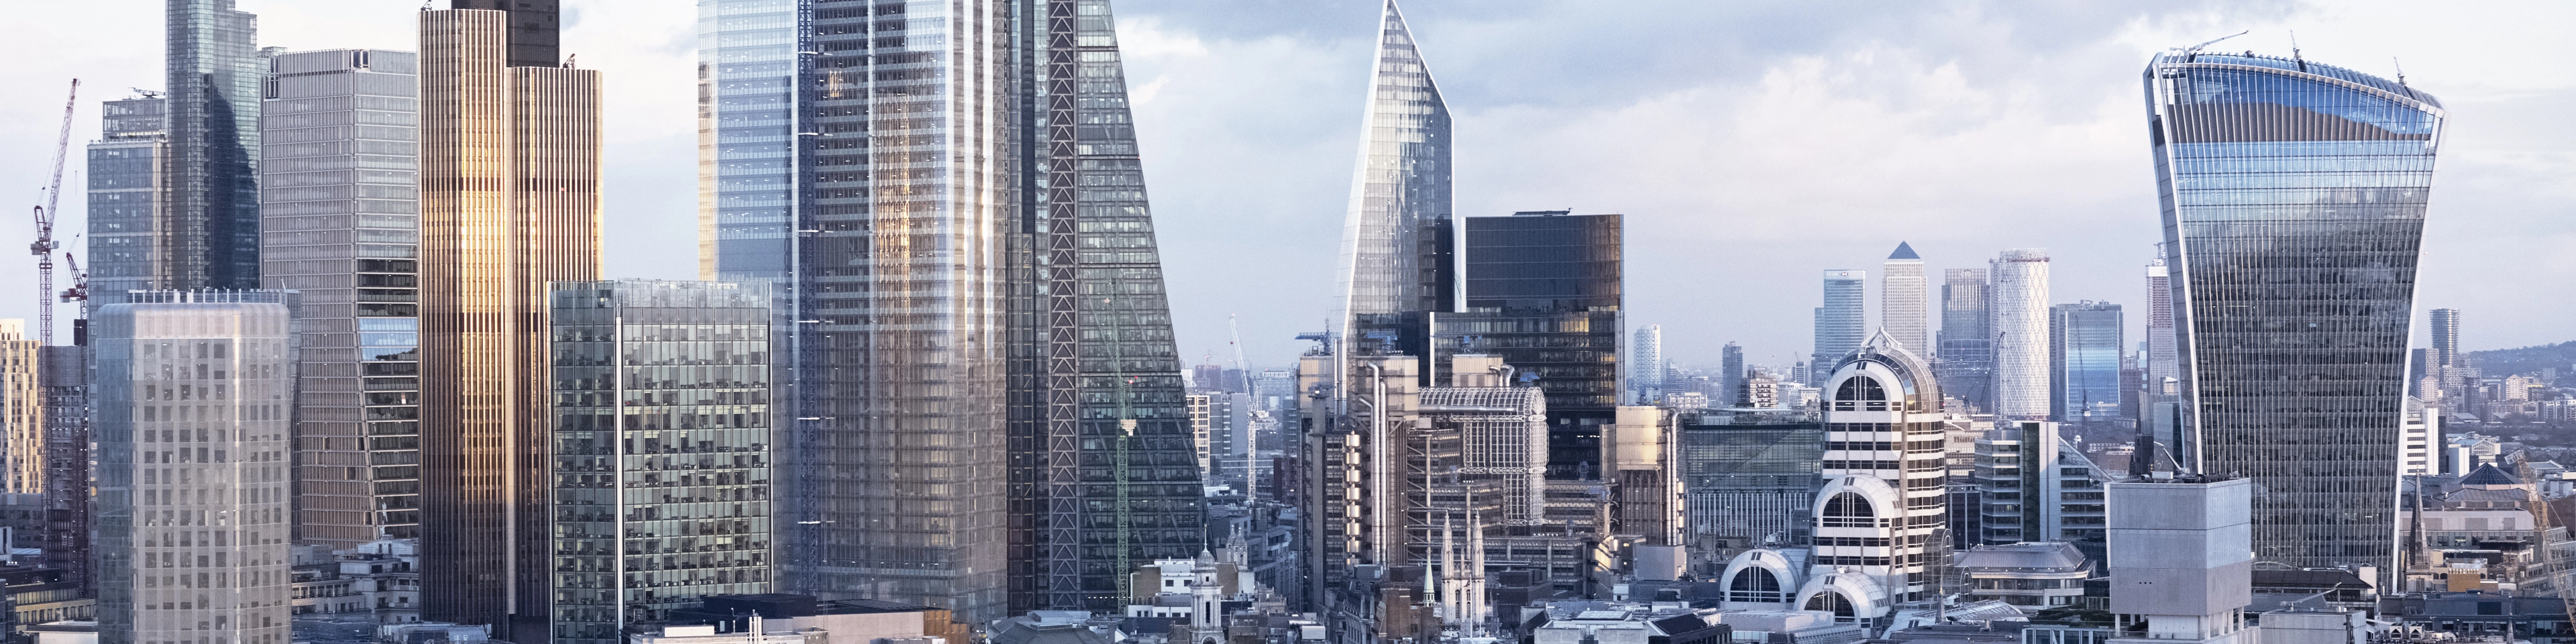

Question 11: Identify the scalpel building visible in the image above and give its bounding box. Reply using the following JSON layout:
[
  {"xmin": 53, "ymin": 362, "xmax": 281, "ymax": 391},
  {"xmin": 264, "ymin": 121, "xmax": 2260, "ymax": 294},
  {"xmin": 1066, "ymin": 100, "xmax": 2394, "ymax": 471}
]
[{"xmin": 2143, "ymin": 48, "xmax": 2443, "ymax": 576}]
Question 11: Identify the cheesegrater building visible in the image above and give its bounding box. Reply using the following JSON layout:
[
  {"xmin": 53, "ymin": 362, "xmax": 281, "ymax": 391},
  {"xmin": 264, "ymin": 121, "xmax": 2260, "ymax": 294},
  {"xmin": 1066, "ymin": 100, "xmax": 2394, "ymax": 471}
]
[{"xmin": 2144, "ymin": 46, "xmax": 2443, "ymax": 577}]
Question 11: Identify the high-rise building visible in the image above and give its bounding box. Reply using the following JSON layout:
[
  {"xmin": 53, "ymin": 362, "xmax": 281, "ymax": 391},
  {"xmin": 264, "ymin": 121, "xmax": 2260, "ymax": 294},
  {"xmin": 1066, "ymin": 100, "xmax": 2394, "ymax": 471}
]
[
  {"xmin": 0, "ymin": 322, "xmax": 38, "ymax": 495},
  {"xmin": 545, "ymin": 280, "xmax": 775, "ymax": 644},
  {"xmin": 1633, "ymin": 325, "xmax": 1664, "ymax": 400},
  {"xmin": 1803, "ymin": 333, "xmax": 1948, "ymax": 616},
  {"xmin": 2146, "ymin": 48, "xmax": 2443, "ymax": 574},
  {"xmin": 1972, "ymin": 421, "xmax": 2110, "ymax": 546},
  {"xmin": 1434, "ymin": 210, "xmax": 1623, "ymax": 480},
  {"xmin": 449, "ymin": 0, "xmax": 558, "ymax": 67},
  {"xmin": 698, "ymin": 0, "xmax": 1197, "ymax": 618},
  {"xmin": 1718, "ymin": 343, "xmax": 1745, "ymax": 407},
  {"xmin": 1989, "ymin": 250, "xmax": 2050, "ymax": 419},
  {"xmin": 415, "ymin": 7, "xmax": 602, "ymax": 633},
  {"xmin": 1880, "ymin": 243, "xmax": 1927, "ymax": 354},
  {"xmin": 88, "ymin": 96, "xmax": 174, "ymax": 301},
  {"xmin": 2049, "ymin": 301, "xmax": 2124, "ymax": 423},
  {"xmin": 2144, "ymin": 258, "xmax": 2178, "ymax": 388},
  {"xmin": 165, "ymin": 0, "xmax": 266, "ymax": 290},
  {"xmin": 1332, "ymin": 0, "xmax": 1453, "ymax": 363},
  {"xmin": 2428, "ymin": 309, "xmax": 2463, "ymax": 396},
  {"xmin": 93, "ymin": 291, "xmax": 296, "ymax": 644},
  {"xmin": 260, "ymin": 48, "xmax": 425, "ymax": 548},
  {"xmin": 1936, "ymin": 268, "xmax": 1993, "ymax": 413},
  {"xmin": 1810, "ymin": 270, "xmax": 1865, "ymax": 383},
  {"xmin": 38, "ymin": 345, "xmax": 91, "ymax": 590}
]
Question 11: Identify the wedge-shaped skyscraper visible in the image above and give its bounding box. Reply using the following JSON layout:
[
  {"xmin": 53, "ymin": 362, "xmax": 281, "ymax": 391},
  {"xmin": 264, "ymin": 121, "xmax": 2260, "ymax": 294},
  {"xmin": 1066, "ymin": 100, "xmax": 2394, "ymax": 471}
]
[
  {"xmin": 1334, "ymin": 0, "xmax": 1454, "ymax": 362},
  {"xmin": 2145, "ymin": 48, "xmax": 2442, "ymax": 576}
]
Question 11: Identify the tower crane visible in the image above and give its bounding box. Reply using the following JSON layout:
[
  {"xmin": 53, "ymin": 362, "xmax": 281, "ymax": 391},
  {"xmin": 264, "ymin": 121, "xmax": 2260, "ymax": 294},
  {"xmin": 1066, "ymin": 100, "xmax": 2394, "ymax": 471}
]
[
  {"xmin": 29, "ymin": 79, "xmax": 78, "ymax": 345},
  {"xmin": 1228, "ymin": 314, "xmax": 1252, "ymax": 396}
]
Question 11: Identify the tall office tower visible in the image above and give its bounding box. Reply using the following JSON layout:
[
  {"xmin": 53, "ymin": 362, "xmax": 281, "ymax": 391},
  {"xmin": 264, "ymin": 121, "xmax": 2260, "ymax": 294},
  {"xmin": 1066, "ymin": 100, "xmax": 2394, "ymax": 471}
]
[
  {"xmin": 2104, "ymin": 477, "xmax": 2255, "ymax": 644},
  {"xmin": 2049, "ymin": 302, "xmax": 2125, "ymax": 423},
  {"xmin": 415, "ymin": 8, "xmax": 602, "ymax": 633},
  {"xmin": 1880, "ymin": 243, "xmax": 1927, "ymax": 353},
  {"xmin": 1989, "ymin": 250, "xmax": 2050, "ymax": 419},
  {"xmin": 2146, "ymin": 49, "xmax": 2442, "ymax": 575},
  {"xmin": 2428, "ymin": 308, "xmax": 2463, "ymax": 395},
  {"xmin": 1608, "ymin": 407, "xmax": 1681, "ymax": 549},
  {"xmin": 0, "ymin": 323, "xmax": 38, "ymax": 495},
  {"xmin": 1334, "ymin": 0, "xmax": 1454, "ymax": 363},
  {"xmin": 1298, "ymin": 354, "xmax": 1420, "ymax": 610},
  {"xmin": 1935, "ymin": 268, "xmax": 1992, "ymax": 411},
  {"xmin": 166, "ymin": 0, "xmax": 266, "ymax": 290},
  {"xmin": 38, "ymin": 345, "xmax": 91, "ymax": 590},
  {"xmin": 93, "ymin": 291, "xmax": 295, "ymax": 644},
  {"xmin": 449, "ymin": 1, "xmax": 558, "ymax": 66},
  {"xmin": 1718, "ymin": 343, "xmax": 1744, "ymax": 407},
  {"xmin": 1804, "ymin": 333, "xmax": 1947, "ymax": 616},
  {"xmin": 1810, "ymin": 270, "xmax": 1864, "ymax": 384},
  {"xmin": 2144, "ymin": 258, "xmax": 2178, "ymax": 388},
  {"xmin": 89, "ymin": 97, "xmax": 174, "ymax": 301},
  {"xmin": 259, "ymin": 48, "xmax": 425, "ymax": 548},
  {"xmin": 1434, "ymin": 211, "xmax": 1622, "ymax": 480},
  {"xmin": 546, "ymin": 280, "xmax": 775, "ymax": 644},
  {"xmin": 1632, "ymin": 325, "xmax": 1664, "ymax": 399},
  {"xmin": 1972, "ymin": 420, "xmax": 2110, "ymax": 545}
]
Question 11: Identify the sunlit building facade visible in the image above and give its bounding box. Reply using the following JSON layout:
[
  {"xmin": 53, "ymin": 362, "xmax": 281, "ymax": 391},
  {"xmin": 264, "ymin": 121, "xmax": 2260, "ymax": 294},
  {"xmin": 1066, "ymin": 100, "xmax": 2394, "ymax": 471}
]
[
  {"xmin": 2049, "ymin": 301, "xmax": 2123, "ymax": 423},
  {"xmin": 1880, "ymin": 244, "xmax": 1926, "ymax": 354},
  {"xmin": 1334, "ymin": 0, "xmax": 1454, "ymax": 363},
  {"xmin": 2145, "ymin": 48, "xmax": 2443, "ymax": 575},
  {"xmin": 166, "ymin": 0, "xmax": 266, "ymax": 290},
  {"xmin": 1989, "ymin": 250, "xmax": 2050, "ymax": 419}
]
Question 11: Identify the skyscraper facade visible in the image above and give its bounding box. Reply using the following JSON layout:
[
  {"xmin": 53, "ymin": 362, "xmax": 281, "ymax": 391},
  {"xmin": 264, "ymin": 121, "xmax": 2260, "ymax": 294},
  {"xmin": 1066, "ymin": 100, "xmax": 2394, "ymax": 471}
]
[
  {"xmin": 0, "ymin": 323, "xmax": 38, "ymax": 495},
  {"xmin": 38, "ymin": 345, "xmax": 91, "ymax": 590},
  {"xmin": 1434, "ymin": 211, "xmax": 1623, "ymax": 480},
  {"xmin": 89, "ymin": 97, "xmax": 174, "ymax": 301},
  {"xmin": 1632, "ymin": 325, "xmax": 1663, "ymax": 400},
  {"xmin": 2049, "ymin": 302, "xmax": 2125, "ymax": 423},
  {"xmin": 92, "ymin": 292, "xmax": 296, "ymax": 644},
  {"xmin": 1936, "ymin": 268, "xmax": 1992, "ymax": 412},
  {"xmin": 1989, "ymin": 250, "xmax": 2050, "ymax": 419},
  {"xmin": 545, "ymin": 280, "xmax": 775, "ymax": 644},
  {"xmin": 1807, "ymin": 333, "xmax": 1949, "ymax": 614},
  {"xmin": 415, "ymin": 8, "xmax": 602, "ymax": 632},
  {"xmin": 2144, "ymin": 259, "xmax": 2178, "ymax": 390},
  {"xmin": 1880, "ymin": 243, "xmax": 1927, "ymax": 354},
  {"xmin": 696, "ymin": 0, "xmax": 1195, "ymax": 619},
  {"xmin": 450, "ymin": 0, "xmax": 559, "ymax": 67},
  {"xmin": 1334, "ymin": 0, "xmax": 1454, "ymax": 362},
  {"xmin": 1719, "ymin": 342, "xmax": 1745, "ymax": 408},
  {"xmin": 166, "ymin": 0, "xmax": 266, "ymax": 290},
  {"xmin": 2428, "ymin": 308, "xmax": 2463, "ymax": 396},
  {"xmin": 260, "ymin": 48, "xmax": 425, "ymax": 548},
  {"xmin": 1810, "ymin": 270, "xmax": 1864, "ymax": 382},
  {"xmin": 2145, "ymin": 48, "xmax": 2443, "ymax": 574}
]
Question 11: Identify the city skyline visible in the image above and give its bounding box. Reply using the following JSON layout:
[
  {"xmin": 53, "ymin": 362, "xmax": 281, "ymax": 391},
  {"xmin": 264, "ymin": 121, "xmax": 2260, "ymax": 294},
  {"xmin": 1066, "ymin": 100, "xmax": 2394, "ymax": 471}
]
[{"xmin": 0, "ymin": 1, "xmax": 2568, "ymax": 368}]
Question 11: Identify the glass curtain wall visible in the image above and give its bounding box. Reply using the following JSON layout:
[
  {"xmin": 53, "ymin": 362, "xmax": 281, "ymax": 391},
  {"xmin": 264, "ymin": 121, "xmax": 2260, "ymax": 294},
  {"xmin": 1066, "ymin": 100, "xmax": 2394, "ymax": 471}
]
[
  {"xmin": 1333, "ymin": 0, "xmax": 1452, "ymax": 362},
  {"xmin": 2145, "ymin": 50, "xmax": 2442, "ymax": 575}
]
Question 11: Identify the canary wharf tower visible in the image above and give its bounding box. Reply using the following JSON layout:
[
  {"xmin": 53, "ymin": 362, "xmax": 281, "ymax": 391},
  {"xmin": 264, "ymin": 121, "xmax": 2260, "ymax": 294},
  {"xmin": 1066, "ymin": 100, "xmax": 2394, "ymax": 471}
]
[
  {"xmin": 698, "ymin": 0, "xmax": 1198, "ymax": 620},
  {"xmin": 2145, "ymin": 47, "xmax": 2443, "ymax": 575}
]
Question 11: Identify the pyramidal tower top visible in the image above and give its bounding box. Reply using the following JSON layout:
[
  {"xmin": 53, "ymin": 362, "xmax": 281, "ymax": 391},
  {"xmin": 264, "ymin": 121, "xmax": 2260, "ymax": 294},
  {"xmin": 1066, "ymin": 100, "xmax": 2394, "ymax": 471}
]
[
  {"xmin": 1888, "ymin": 241, "xmax": 1920, "ymax": 260},
  {"xmin": 1334, "ymin": 0, "xmax": 1454, "ymax": 358}
]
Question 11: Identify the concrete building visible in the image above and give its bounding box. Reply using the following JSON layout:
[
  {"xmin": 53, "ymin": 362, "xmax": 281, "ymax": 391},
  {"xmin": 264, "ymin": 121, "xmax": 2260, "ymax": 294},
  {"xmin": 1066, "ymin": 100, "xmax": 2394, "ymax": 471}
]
[
  {"xmin": 2102, "ymin": 476, "xmax": 2254, "ymax": 644},
  {"xmin": 544, "ymin": 280, "xmax": 775, "ymax": 644},
  {"xmin": 0, "ymin": 323, "xmax": 38, "ymax": 495},
  {"xmin": 36, "ymin": 346, "xmax": 89, "ymax": 591},
  {"xmin": 1972, "ymin": 421, "xmax": 2110, "ymax": 545},
  {"xmin": 1811, "ymin": 271, "xmax": 1866, "ymax": 388},
  {"xmin": 285, "ymin": 538, "xmax": 418, "ymax": 624},
  {"xmin": 413, "ymin": 5, "xmax": 602, "ymax": 633},
  {"xmin": 1609, "ymin": 407, "xmax": 1682, "ymax": 555},
  {"xmin": 258, "ymin": 47, "xmax": 425, "ymax": 547},
  {"xmin": 92, "ymin": 291, "xmax": 297, "ymax": 644},
  {"xmin": 1954, "ymin": 542, "xmax": 2088, "ymax": 608},
  {"xmin": 665, "ymin": 595, "xmax": 965, "ymax": 644},
  {"xmin": 1882, "ymin": 243, "xmax": 1927, "ymax": 354},
  {"xmin": 1990, "ymin": 250, "xmax": 2051, "ymax": 420}
]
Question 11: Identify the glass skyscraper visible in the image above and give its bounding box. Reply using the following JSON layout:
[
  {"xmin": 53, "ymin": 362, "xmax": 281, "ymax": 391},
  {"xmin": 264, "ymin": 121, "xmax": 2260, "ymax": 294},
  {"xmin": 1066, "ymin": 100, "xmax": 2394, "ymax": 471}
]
[
  {"xmin": 697, "ymin": 0, "xmax": 1197, "ymax": 619},
  {"xmin": 166, "ymin": 0, "xmax": 266, "ymax": 290},
  {"xmin": 1434, "ymin": 211, "xmax": 1622, "ymax": 480},
  {"xmin": 1810, "ymin": 270, "xmax": 1864, "ymax": 384},
  {"xmin": 260, "ymin": 48, "xmax": 425, "ymax": 548},
  {"xmin": 1935, "ymin": 268, "xmax": 1992, "ymax": 412},
  {"xmin": 88, "ymin": 97, "xmax": 174, "ymax": 302},
  {"xmin": 1989, "ymin": 249, "xmax": 2050, "ymax": 419},
  {"xmin": 1334, "ymin": 0, "xmax": 1454, "ymax": 363},
  {"xmin": 545, "ymin": 280, "xmax": 775, "ymax": 644},
  {"xmin": 2145, "ymin": 48, "xmax": 2443, "ymax": 574},
  {"xmin": 1880, "ymin": 243, "xmax": 1927, "ymax": 354},
  {"xmin": 2049, "ymin": 302, "xmax": 2123, "ymax": 423}
]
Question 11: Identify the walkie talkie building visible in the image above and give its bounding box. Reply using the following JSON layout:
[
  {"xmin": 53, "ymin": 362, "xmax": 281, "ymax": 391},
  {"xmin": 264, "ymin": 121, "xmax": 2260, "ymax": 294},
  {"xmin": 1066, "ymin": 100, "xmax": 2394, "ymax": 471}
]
[{"xmin": 2144, "ymin": 48, "xmax": 2443, "ymax": 576}]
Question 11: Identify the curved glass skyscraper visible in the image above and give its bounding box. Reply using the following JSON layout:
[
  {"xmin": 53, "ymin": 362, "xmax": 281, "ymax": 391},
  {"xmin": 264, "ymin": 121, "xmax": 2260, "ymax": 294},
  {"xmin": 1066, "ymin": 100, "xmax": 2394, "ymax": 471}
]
[
  {"xmin": 1334, "ymin": 0, "xmax": 1453, "ymax": 360},
  {"xmin": 2145, "ymin": 49, "xmax": 2443, "ymax": 575}
]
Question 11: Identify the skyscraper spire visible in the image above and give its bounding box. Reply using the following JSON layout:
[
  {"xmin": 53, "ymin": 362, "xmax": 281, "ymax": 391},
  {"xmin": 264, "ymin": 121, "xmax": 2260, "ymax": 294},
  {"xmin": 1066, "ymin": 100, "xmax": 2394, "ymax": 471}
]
[{"xmin": 1334, "ymin": 0, "xmax": 1453, "ymax": 360}]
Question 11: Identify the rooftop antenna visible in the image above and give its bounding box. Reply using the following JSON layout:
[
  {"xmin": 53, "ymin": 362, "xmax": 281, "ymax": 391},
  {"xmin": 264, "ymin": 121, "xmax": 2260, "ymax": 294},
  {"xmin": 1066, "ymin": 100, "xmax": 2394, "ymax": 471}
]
[{"xmin": 2182, "ymin": 30, "xmax": 2250, "ymax": 56}]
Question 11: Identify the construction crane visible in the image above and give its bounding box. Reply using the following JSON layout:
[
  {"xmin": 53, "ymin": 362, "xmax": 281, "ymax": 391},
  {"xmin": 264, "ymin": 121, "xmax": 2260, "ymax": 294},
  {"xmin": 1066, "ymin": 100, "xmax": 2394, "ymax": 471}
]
[
  {"xmin": 29, "ymin": 79, "xmax": 78, "ymax": 345},
  {"xmin": 1228, "ymin": 314, "xmax": 1252, "ymax": 396},
  {"xmin": 60, "ymin": 252, "xmax": 87, "ymax": 305}
]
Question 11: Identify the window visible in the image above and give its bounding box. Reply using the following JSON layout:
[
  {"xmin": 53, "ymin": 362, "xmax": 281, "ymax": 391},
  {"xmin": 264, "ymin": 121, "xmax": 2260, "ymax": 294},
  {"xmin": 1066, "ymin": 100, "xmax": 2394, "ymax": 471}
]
[{"xmin": 1727, "ymin": 568, "xmax": 1784, "ymax": 603}]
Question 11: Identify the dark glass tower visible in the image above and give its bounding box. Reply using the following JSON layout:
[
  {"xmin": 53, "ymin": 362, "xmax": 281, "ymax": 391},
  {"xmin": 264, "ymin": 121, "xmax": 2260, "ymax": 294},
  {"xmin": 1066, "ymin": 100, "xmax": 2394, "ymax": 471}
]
[
  {"xmin": 1434, "ymin": 211, "xmax": 1621, "ymax": 480},
  {"xmin": 698, "ymin": 0, "xmax": 1197, "ymax": 619},
  {"xmin": 451, "ymin": 1, "xmax": 560, "ymax": 67},
  {"xmin": 1936, "ymin": 268, "xmax": 1992, "ymax": 412},
  {"xmin": 166, "ymin": 0, "xmax": 264, "ymax": 290},
  {"xmin": 2145, "ymin": 48, "xmax": 2442, "ymax": 575}
]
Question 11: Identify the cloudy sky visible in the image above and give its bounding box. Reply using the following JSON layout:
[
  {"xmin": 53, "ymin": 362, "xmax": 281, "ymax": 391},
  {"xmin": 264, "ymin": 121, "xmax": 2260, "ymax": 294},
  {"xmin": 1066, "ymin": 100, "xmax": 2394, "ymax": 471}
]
[{"xmin": 0, "ymin": 1, "xmax": 2568, "ymax": 371}]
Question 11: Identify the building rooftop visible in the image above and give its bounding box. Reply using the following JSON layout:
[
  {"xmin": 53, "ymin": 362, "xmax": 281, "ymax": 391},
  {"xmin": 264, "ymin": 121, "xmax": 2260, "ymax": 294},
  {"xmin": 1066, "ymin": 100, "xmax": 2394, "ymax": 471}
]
[{"xmin": 1954, "ymin": 542, "xmax": 2088, "ymax": 574}]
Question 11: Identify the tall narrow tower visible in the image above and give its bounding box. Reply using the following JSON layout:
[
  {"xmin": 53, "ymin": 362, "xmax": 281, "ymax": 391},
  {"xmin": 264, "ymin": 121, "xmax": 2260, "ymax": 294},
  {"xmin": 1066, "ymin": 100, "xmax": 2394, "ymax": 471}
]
[
  {"xmin": 164, "ymin": 0, "xmax": 264, "ymax": 290},
  {"xmin": 1880, "ymin": 242, "xmax": 1927, "ymax": 353},
  {"xmin": 1334, "ymin": 0, "xmax": 1454, "ymax": 362},
  {"xmin": 1937, "ymin": 268, "xmax": 1993, "ymax": 411},
  {"xmin": 415, "ymin": 8, "xmax": 604, "ymax": 634},
  {"xmin": 1811, "ymin": 270, "xmax": 1865, "ymax": 382},
  {"xmin": 1989, "ymin": 249, "xmax": 2051, "ymax": 419},
  {"xmin": 1632, "ymin": 325, "xmax": 1663, "ymax": 399},
  {"xmin": 2146, "ymin": 48, "xmax": 2443, "ymax": 576}
]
